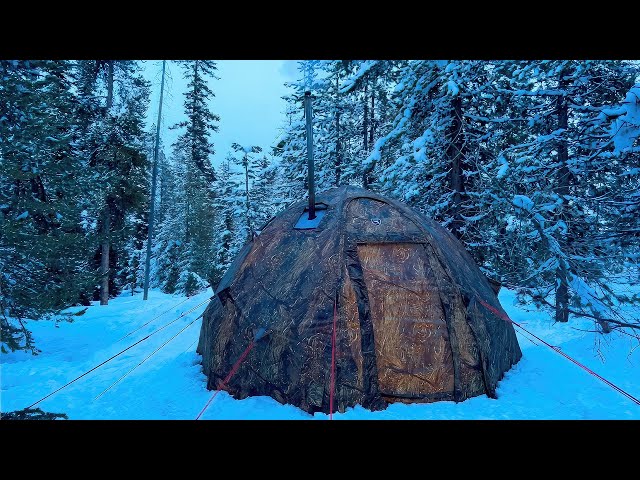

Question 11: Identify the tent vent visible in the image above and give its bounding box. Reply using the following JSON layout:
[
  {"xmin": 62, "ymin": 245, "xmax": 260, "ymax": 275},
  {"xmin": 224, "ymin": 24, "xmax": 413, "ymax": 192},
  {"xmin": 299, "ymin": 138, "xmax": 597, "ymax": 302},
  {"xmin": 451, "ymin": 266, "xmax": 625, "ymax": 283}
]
[{"xmin": 294, "ymin": 204, "xmax": 327, "ymax": 229}]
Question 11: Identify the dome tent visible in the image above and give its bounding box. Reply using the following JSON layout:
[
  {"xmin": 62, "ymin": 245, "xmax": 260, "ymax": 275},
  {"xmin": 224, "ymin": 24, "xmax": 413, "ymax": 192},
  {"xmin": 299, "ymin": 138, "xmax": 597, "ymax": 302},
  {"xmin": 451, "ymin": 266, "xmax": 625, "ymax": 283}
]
[{"xmin": 197, "ymin": 185, "xmax": 522, "ymax": 414}]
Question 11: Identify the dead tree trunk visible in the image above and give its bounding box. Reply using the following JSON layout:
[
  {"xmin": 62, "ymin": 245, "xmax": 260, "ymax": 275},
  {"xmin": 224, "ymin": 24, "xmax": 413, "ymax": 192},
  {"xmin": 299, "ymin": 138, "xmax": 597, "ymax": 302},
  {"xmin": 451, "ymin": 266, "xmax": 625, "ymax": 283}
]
[
  {"xmin": 447, "ymin": 95, "xmax": 466, "ymax": 239},
  {"xmin": 362, "ymin": 80, "xmax": 370, "ymax": 189},
  {"xmin": 143, "ymin": 60, "xmax": 166, "ymax": 301},
  {"xmin": 369, "ymin": 86, "xmax": 375, "ymax": 147},
  {"xmin": 335, "ymin": 106, "xmax": 341, "ymax": 186},
  {"xmin": 554, "ymin": 71, "xmax": 570, "ymax": 323},
  {"xmin": 185, "ymin": 61, "xmax": 199, "ymax": 245},
  {"xmin": 99, "ymin": 203, "xmax": 110, "ymax": 305},
  {"xmin": 363, "ymin": 79, "xmax": 369, "ymax": 153},
  {"xmin": 99, "ymin": 60, "xmax": 115, "ymax": 305},
  {"xmin": 335, "ymin": 73, "xmax": 341, "ymax": 187}
]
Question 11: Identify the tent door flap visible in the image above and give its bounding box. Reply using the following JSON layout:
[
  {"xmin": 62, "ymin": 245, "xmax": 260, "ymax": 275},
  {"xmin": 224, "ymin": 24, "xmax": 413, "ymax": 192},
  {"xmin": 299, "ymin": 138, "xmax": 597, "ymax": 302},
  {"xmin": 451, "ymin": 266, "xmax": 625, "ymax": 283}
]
[{"xmin": 357, "ymin": 243, "xmax": 455, "ymax": 399}]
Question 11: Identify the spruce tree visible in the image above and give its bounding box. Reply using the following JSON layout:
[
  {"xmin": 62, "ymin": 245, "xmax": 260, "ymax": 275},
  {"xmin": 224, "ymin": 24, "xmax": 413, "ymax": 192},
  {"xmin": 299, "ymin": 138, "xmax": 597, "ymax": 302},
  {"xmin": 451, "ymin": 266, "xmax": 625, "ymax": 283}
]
[
  {"xmin": 251, "ymin": 153, "xmax": 280, "ymax": 229},
  {"xmin": 73, "ymin": 60, "xmax": 150, "ymax": 305},
  {"xmin": 166, "ymin": 60, "xmax": 220, "ymax": 294},
  {"xmin": 210, "ymin": 157, "xmax": 243, "ymax": 285},
  {"xmin": 0, "ymin": 60, "xmax": 94, "ymax": 351},
  {"xmin": 154, "ymin": 151, "xmax": 187, "ymax": 294},
  {"xmin": 482, "ymin": 60, "xmax": 638, "ymax": 328},
  {"xmin": 230, "ymin": 142, "xmax": 262, "ymax": 240}
]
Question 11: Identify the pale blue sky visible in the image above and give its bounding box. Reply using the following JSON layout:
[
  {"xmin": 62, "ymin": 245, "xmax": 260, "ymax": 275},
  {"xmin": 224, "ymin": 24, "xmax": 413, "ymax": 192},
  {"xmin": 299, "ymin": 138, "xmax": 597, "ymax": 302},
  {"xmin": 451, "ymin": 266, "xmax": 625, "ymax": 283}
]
[{"xmin": 143, "ymin": 60, "xmax": 299, "ymax": 167}]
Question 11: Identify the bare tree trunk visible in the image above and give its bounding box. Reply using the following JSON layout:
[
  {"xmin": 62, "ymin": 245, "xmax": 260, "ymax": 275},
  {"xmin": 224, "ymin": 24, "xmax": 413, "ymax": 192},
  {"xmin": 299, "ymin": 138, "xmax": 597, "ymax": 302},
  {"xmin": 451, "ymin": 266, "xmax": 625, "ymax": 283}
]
[
  {"xmin": 158, "ymin": 153, "xmax": 166, "ymax": 225},
  {"xmin": 335, "ymin": 107, "xmax": 341, "ymax": 186},
  {"xmin": 362, "ymin": 80, "xmax": 369, "ymax": 188},
  {"xmin": 100, "ymin": 204, "xmax": 110, "ymax": 305},
  {"xmin": 555, "ymin": 262, "xmax": 569, "ymax": 323},
  {"xmin": 143, "ymin": 61, "xmax": 166, "ymax": 301},
  {"xmin": 335, "ymin": 72, "xmax": 341, "ymax": 187},
  {"xmin": 447, "ymin": 95, "xmax": 465, "ymax": 239},
  {"xmin": 99, "ymin": 61, "xmax": 115, "ymax": 306},
  {"xmin": 555, "ymin": 71, "xmax": 570, "ymax": 323},
  {"xmin": 363, "ymin": 80, "xmax": 369, "ymax": 153},
  {"xmin": 185, "ymin": 61, "xmax": 199, "ymax": 245},
  {"xmin": 369, "ymin": 86, "xmax": 375, "ymax": 146},
  {"xmin": 106, "ymin": 61, "xmax": 114, "ymax": 112},
  {"xmin": 30, "ymin": 176, "xmax": 49, "ymax": 233},
  {"xmin": 185, "ymin": 179, "xmax": 191, "ymax": 244},
  {"xmin": 191, "ymin": 61, "xmax": 199, "ymax": 174}
]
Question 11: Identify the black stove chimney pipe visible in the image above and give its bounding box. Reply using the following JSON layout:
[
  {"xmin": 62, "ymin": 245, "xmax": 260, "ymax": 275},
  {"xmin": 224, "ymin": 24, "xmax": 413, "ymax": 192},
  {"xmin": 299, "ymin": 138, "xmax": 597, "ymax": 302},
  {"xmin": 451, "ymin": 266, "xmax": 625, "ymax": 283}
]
[{"xmin": 304, "ymin": 91, "xmax": 316, "ymax": 220}]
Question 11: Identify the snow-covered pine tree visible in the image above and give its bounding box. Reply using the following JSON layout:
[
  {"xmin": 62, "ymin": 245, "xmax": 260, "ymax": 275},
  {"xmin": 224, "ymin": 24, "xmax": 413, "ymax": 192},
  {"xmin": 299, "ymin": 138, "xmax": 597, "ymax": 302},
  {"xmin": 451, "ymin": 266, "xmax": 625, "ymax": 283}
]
[
  {"xmin": 230, "ymin": 142, "xmax": 262, "ymax": 241},
  {"xmin": 74, "ymin": 60, "xmax": 151, "ymax": 305},
  {"xmin": 251, "ymin": 153, "xmax": 281, "ymax": 229},
  {"xmin": 482, "ymin": 60, "xmax": 639, "ymax": 330},
  {"xmin": 311, "ymin": 60, "xmax": 359, "ymax": 189},
  {"xmin": 337, "ymin": 60, "xmax": 403, "ymax": 189},
  {"xmin": 169, "ymin": 60, "xmax": 220, "ymax": 295},
  {"xmin": 172, "ymin": 60, "xmax": 219, "ymax": 183},
  {"xmin": 275, "ymin": 60, "xmax": 397, "ymax": 202},
  {"xmin": 122, "ymin": 218, "xmax": 146, "ymax": 296},
  {"xmin": 153, "ymin": 149, "xmax": 187, "ymax": 294},
  {"xmin": 122, "ymin": 132, "xmax": 161, "ymax": 296},
  {"xmin": 210, "ymin": 157, "xmax": 243, "ymax": 285},
  {"xmin": 0, "ymin": 60, "xmax": 95, "ymax": 352},
  {"xmin": 112, "ymin": 73, "xmax": 152, "ymax": 297},
  {"xmin": 364, "ymin": 61, "xmax": 493, "ymax": 249},
  {"xmin": 602, "ymin": 83, "xmax": 640, "ymax": 294},
  {"xmin": 274, "ymin": 59, "xmax": 640, "ymax": 334}
]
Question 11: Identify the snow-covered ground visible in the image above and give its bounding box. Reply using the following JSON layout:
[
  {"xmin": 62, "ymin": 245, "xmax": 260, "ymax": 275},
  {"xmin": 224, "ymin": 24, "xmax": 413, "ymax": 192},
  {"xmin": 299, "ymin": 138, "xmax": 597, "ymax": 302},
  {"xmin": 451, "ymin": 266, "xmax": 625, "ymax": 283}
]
[{"xmin": 2, "ymin": 287, "xmax": 639, "ymax": 419}]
